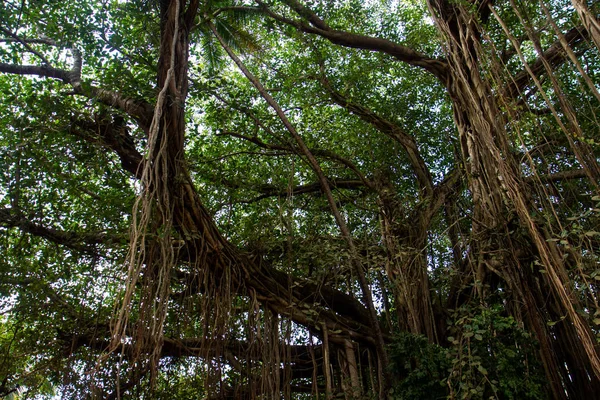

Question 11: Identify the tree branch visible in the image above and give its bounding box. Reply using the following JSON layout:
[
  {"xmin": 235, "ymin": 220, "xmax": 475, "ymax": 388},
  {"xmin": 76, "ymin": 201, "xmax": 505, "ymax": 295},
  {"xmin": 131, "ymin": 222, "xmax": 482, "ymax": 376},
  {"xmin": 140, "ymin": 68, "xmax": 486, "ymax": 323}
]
[
  {"xmin": 525, "ymin": 168, "xmax": 588, "ymax": 183},
  {"xmin": 219, "ymin": 177, "xmax": 368, "ymax": 206},
  {"xmin": 255, "ymin": 0, "xmax": 448, "ymax": 81},
  {"xmin": 318, "ymin": 75, "xmax": 434, "ymax": 195},
  {"xmin": 0, "ymin": 62, "xmax": 69, "ymax": 81},
  {"xmin": 0, "ymin": 44, "xmax": 154, "ymax": 129},
  {"xmin": 69, "ymin": 115, "xmax": 145, "ymax": 178},
  {"xmin": 0, "ymin": 27, "xmax": 52, "ymax": 65},
  {"xmin": 218, "ymin": 129, "xmax": 374, "ymax": 188},
  {"xmin": 502, "ymin": 25, "xmax": 589, "ymax": 100},
  {"xmin": 0, "ymin": 207, "xmax": 121, "ymax": 253}
]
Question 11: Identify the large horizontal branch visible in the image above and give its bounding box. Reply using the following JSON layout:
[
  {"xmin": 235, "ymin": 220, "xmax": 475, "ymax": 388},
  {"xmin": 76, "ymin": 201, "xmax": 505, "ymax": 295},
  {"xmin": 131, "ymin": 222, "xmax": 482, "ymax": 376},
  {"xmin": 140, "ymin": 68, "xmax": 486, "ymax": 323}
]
[
  {"xmin": 0, "ymin": 62, "xmax": 69, "ymax": 81},
  {"xmin": 259, "ymin": 266, "xmax": 374, "ymax": 330},
  {"xmin": 171, "ymin": 255, "xmax": 374, "ymax": 337},
  {"xmin": 0, "ymin": 62, "xmax": 154, "ymax": 130},
  {"xmin": 67, "ymin": 330, "xmax": 324, "ymax": 366},
  {"xmin": 254, "ymin": 0, "xmax": 448, "ymax": 81},
  {"xmin": 0, "ymin": 207, "xmax": 122, "ymax": 253},
  {"xmin": 524, "ymin": 168, "xmax": 588, "ymax": 183}
]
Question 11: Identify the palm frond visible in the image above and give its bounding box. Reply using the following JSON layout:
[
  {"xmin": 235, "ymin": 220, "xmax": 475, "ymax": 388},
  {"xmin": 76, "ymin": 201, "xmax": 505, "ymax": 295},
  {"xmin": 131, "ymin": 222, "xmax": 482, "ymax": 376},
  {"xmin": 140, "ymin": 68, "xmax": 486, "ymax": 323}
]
[
  {"xmin": 213, "ymin": 18, "xmax": 261, "ymax": 54},
  {"xmin": 200, "ymin": 32, "xmax": 225, "ymax": 76},
  {"xmin": 194, "ymin": 0, "xmax": 262, "ymax": 75}
]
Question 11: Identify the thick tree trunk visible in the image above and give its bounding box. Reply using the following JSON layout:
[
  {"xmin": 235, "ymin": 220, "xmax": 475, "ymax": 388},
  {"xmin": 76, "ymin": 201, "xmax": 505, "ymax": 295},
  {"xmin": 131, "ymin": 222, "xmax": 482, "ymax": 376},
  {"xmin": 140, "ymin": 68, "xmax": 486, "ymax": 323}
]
[
  {"xmin": 113, "ymin": 0, "xmax": 194, "ymax": 380},
  {"xmin": 427, "ymin": 1, "xmax": 600, "ymax": 398}
]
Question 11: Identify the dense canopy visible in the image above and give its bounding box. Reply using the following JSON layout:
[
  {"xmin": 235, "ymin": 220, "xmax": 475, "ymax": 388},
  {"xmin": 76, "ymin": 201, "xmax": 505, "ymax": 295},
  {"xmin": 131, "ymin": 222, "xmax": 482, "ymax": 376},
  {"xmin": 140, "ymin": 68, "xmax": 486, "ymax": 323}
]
[{"xmin": 1, "ymin": 0, "xmax": 599, "ymax": 398}]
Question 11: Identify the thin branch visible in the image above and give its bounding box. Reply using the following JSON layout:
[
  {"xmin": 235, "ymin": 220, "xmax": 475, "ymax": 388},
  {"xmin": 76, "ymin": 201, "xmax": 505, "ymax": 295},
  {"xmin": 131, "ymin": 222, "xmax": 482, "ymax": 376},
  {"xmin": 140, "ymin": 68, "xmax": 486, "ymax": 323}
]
[
  {"xmin": 0, "ymin": 27, "xmax": 52, "ymax": 65},
  {"xmin": 219, "ymin": 130, "xmax": 374, "ymax": 189},
  {"xmin": 218, "ymin": 177, "xmax": 367, "ymax": 205}
]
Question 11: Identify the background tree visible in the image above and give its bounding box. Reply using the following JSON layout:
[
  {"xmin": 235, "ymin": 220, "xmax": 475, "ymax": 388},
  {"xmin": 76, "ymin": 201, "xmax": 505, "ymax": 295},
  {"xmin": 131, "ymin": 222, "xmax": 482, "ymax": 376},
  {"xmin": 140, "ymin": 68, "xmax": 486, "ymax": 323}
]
[{"xmin": 0, "ymin": 0, "xmax": 598, "ymax": 399}]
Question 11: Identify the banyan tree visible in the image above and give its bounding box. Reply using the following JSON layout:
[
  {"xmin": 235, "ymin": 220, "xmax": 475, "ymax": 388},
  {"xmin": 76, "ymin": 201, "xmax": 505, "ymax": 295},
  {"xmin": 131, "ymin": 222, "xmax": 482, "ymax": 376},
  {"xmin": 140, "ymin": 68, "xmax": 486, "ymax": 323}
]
[{"xmin": 0, "ymin": 0, "xmax": 599, "ymax": 398}]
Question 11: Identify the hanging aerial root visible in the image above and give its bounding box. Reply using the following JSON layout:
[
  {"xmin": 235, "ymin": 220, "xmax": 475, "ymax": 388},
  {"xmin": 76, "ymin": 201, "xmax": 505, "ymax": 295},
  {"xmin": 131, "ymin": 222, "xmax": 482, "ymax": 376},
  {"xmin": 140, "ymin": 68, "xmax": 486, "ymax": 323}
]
[{"xmin": 103, "ymin": 0, "xmax": 181, "ymax": 386}]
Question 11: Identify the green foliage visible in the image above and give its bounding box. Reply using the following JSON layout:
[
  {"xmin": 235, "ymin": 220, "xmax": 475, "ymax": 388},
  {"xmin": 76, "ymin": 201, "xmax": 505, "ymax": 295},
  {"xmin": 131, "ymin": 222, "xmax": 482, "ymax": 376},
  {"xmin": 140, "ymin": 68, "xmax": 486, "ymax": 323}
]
[
  {"xmin": 389, "ymin": 305, "xmax": 547, "ymax": 400},
  {"xmin": 388, "ymin": 333, "xmax": 449, "ymax": 400},
  {"xmin": 446, "ymin": 305, "xmax": 546, "ymax": 399}
]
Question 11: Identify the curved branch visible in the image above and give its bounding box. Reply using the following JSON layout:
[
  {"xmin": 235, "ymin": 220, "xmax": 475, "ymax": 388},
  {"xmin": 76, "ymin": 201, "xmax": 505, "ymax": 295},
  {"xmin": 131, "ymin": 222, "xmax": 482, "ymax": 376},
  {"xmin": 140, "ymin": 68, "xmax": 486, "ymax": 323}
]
[
  {"xmin": 319, "ymin": 77, "xmax": 434, "ymax": 195},
  {"xmin": 255, "ymin": 0, "xmax": 448, "ymax": 81}
]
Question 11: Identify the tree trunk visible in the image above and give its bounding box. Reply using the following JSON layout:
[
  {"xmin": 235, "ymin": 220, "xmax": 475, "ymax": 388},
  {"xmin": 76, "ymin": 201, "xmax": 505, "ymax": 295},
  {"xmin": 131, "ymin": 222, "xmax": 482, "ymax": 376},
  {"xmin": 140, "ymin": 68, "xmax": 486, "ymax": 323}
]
[
  {"xmin": 427, "ymin": 1, "xmax": 600, "ymax": 398},
  {"xmin": 377, "ymin": 179, "xmax": 437, "ymax": 343}
]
